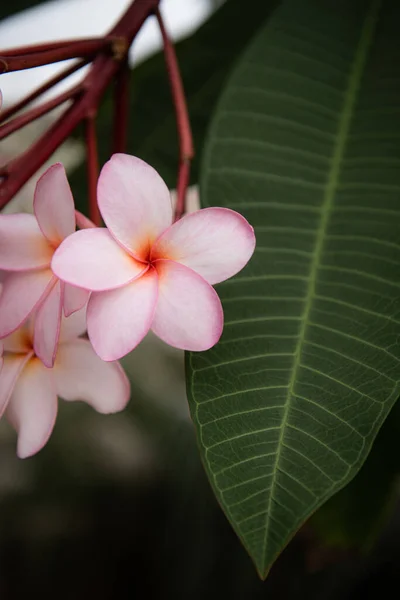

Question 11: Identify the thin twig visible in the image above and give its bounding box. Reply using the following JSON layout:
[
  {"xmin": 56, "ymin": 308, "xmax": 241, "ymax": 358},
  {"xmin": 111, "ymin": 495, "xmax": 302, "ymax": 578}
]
[
  {"xmin": 155, "ymin": 8, "xmax": 194, "ymax": 220},
  {"xmin": 0, "ymin": 59, "xmax": 87, "ymax": 124},
  {"xmin": 0, "ymin": 38, "xmax": 112, "ymax": 73},
  {"xmin": 0, "ymin": 84, "xmax": 82, "ymax": 141},
  {"xmin": 85, "ymin": 114, "xmax": 101, "ymax": 226},
  {"xmin": 112, "ymin": 58, "xmax": 130, "ymax": 154}
]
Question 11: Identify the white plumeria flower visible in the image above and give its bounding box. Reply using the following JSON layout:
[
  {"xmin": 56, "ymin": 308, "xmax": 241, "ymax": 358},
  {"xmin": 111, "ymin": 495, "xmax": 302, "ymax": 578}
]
[
  {"xmin": 0, "ymin": 163, "xmax": 90, "ymax": 368},
  {"xmin": 0, "ymin": 307, "xmax": 130, "ymax": 458}
]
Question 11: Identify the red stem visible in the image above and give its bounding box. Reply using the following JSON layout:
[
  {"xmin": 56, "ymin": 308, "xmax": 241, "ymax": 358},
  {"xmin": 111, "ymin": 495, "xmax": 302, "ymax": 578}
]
[
  {"xmin": 0, "ymin": 59, "xmax": 87, "ymax": 124},
  {"xmin": 0, "ymin": 0, "xmax": 160, "ymax": 209},
  {"xmin": 2, "ymin": 38, "xmax": 105, "ymax": 56},
  {"xmin": 85, "ymin": 115, "xmax": 101, "ymax": 226},
  {"xmin": 155, "ymin": 8, "xmax": 194, "ymax": 221},
  {"xmin": 0, "ymin": 84, "xmax": 82, "ymax": 141},
  {"xmin": 112, "ymin": 59, "xmax": 130, "ymax": 154},
  {"xmin": 0, "ymin": 38, "xmax": 112, "ymax": 73}
]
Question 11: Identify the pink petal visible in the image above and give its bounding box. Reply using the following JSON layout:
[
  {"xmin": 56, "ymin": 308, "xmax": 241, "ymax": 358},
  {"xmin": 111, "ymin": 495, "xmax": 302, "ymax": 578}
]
[
  {"xmin": 98, "ymin": 154, "xmax": 172, "ymax": 261},
  {"xmin": 87, "ymin": 269, "xmax": 158, "ymax": 361},
  {"xmin": 151, "ymin": 259, "xmax": 223, "ymax": 351},
  {"xmin": 0, "ymin": 269, "xmax": 54, "ymax": 337},
  {"xmin": 63, "ymin": 283, "xmax": 90, "ymax": 317},
  {"xmin": 52, "ymin": 228, "xmax": 147, "ymax": 292},
  {"xmin": 0, "ymin": 214, "xmax": 53, "ymax": 271},
  {"xmin": 59, "ymin": 305, "xmax": 87, "ymax": 343},
  {"xmin": 0, "ymin": 353, "xmax": 33, "ymax": 417},
  {"xmin": 54, "ymin": 339, "xmax": 130, "ymax": 413},
  {"xmin": 34, "ymin": 163, "xmax": 76, "ymax": 245},
  {"xmin": 151, "ymin": 207, "xmax": 256, "ymax": 284},
  {"xmin": 6, "ymin": 358, "xmax": 58, "ymax": 458},
  {"xmin": 33, "ymin": 278, "xmax": 63, "ymax": 368}
]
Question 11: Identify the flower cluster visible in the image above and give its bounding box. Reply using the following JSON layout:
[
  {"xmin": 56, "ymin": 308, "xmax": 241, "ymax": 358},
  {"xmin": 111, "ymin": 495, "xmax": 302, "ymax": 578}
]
[{"xmin": 0, "ymin": 153, "xmax": 255, "ymax": 457}]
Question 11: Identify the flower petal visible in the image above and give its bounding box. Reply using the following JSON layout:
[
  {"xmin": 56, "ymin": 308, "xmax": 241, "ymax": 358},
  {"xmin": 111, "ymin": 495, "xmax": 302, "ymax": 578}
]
[
  {"xmin": 54, "ymin": 339, "xmax": 130, "ymax": 413},
  {"xmin": 151, "ymin": 259, "xmax": 223, "ymax": 351},
  {"xmin": 0, "ymin": 269, "xmax": 54, "ymax": 337},
  {"xmin": 34, "ymin": 163, "xmax": 76, "ymax": 245},
  {"xmin": 98, "ymin": 154, "xmax": 172, "ymax": 260},
  {"xmin": 0, "ymin": 353, "xmax": 33, "ymax": 417},
  {"xmin": 63, "ymin": 283, "xmax": 90, "ymax": 317},
  {"xmin": 87, "ymin": 269, "xmax": 158, "ymax": 361},
  {"xmin": 33, "ymin": 278, "xmax": 63, "ymax": 368},
  {"xmin": 59, "ymin": 305, "xmax": 87, "ymax": 343},
  {"xmin": 0, "ymin": 214, "xmax": 53, "ymax": 270},
  {"xmin": 151, "ymin": 207, "xmax": 256, "ymax": 284},
  {"xmin": 6, "ymin": 358, "xmax": 58, "ymax": 458},
  {"xmin": 52, "ymin": 228, "xmax": 147, "ymax": 291}
]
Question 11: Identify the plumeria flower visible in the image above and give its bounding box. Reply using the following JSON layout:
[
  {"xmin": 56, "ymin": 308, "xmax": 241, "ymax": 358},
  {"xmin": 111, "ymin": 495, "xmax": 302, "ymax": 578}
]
[
  {"xmin": 0, "ymin": 164, "xmax": 90, "ymax": 367},
  {"xmin": 0, "ymin": 307, "xmax": 130, "ymax": 459},
  {"xmin": 52, "ymin": 154, "xmax": 255, "ymax": 361}
]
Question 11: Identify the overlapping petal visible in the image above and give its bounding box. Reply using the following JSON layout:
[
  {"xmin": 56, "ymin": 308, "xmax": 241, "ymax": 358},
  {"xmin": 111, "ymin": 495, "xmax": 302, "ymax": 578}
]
[
  {"xmin": 151, "ymin": 207, "xmax": 256, "ymax": 285},
  {"xmin": 63, "ymin": 283, "xmax": 90, "ymax": 317},
  {"xmin": 0, "ymin": 214, "xmax": 53, "ymax": 270},
  {"xmin": 34, "ymin": 163, "xmax": 76, "ymax": 245},
  {"xmin": 0, "ymin": 269, "xmax": 53, "ymax": 337},
  {"xmin": 6, "ymin": 358, "xmax": 58, "ymax": 459},
  {"xmin": 152, "ymin": 259, "xmax": 223, "ymax": 351},
  {"xmin": 52, "ymin": 228, "xmax": 147, "ymax": 291},
  {"xmin": 0, "ymin": 353, "xmax": 33, "ymax": 417},
  {"xmin": 54, "ymin": 339, "xmax": 130, "ymax": 413},
  {"xmin": 98, "ymin": 154, "xmax": 173, "ymax": 261},
  {"xmin": 87, "ymin": 268, "xmax": 158, "ymax": 361},
  {"xmin": 33, "ymin": 278, "xmax": 63, "ymax": 368},
  {"xmin": 59, "ymin": 305, "xmax": 87, "ymax": 343}
]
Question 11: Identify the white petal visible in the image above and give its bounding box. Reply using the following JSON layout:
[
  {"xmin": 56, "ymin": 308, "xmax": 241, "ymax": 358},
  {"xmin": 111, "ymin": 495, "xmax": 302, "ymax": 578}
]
[
  {"xmin": 54, "ymin": 339, "xmax": 130, "ymax": 413},
  {"xmin": 6, "ymin": 358, "xmax": 58, "ymax": 458}
]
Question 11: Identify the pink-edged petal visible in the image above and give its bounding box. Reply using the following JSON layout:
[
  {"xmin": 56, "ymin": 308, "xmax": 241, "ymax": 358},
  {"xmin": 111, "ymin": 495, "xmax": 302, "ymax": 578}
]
[
  {"xmin": 0, "ymin": 214, "xmax": 53, "ymax": 271},
  {"xmin": 63, "ymin": 283, "xmax": 90, "ymax": 317},
  {"xmin": 34, "ymin": 163, "xmax": 76, "ymax": 244},
  {"xmin": 33, "ymin": 278, "xmax": 63, "ymax": 368},
  {"xmin": 0, "ymin": 352, "xmax": 33, "ymax": 417},
  {"xmin": 87, "ymin": 269, "xmax": 158, "ymax": 361},
  {"xmin": 151, "ymin": 207, "xmax": 256, "ymax": 284},
  {"xmin": 0, "ymin": 269, "xmax": 54, "ymax": 338},
  {"xmin": 151, "ymin": 259, "xmax": 223, "ymax": 351},
  {"xmin": 52, "ymin": 228, "xmax": 147, "ymax": 292},
  {"xmin": 59, "ymin": 305, "xmax": 87, "ymax": 343},
  {"xmin": 53, "ymin": 339, "xmax": 130, "ymax": 413},
  {"xmin": 98, "ymin": 154, "xmax": 173, "ymax": 261},
  {"xmin": 6, "ymin": 358, "xmax": 57, "ymax": 458}
]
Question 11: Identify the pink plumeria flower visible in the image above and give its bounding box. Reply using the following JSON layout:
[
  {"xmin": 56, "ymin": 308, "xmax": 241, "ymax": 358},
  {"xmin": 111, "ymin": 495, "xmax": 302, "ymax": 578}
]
[
  {"xmin": 0, "ymin": 307, "xmax": 130, "ymax": 459},
  {"xmin": 0, "ymin": 163, "xmax": 90, "ymax": 367},
  {"xmin": 52, "ymin": 154, "xmax": 255, "ymax": 361}
]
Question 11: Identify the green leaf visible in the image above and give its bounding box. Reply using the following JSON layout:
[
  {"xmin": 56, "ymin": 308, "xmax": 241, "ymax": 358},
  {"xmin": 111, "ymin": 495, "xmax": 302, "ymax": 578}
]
[
  {"xmin": 186, "ymin": 0, "xmax": 400, "ymax": 578},
  {"xmin": 310, "ymin": 395, "xmax": 400, "ymax": 550},
  {"xmin": 69, "ymin": 0, "xmax": 279, "ymax": 207}
]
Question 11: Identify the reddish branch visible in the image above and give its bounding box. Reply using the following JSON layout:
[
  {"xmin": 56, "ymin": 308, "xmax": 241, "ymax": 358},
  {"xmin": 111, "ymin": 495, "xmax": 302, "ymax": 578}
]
[
  {"xmin": 0, "ymin": 38, "xmax": 113, "ymax": 73},
  {"xmin": 112, "ymin": 58, "xmax": 130, "ymax": 155},
  {"xmin": 0, "ymin": 59, "xmax": 87, "ymax": 124},
  {"xmin": 156, "ymin": 8, "xmax": 194, "ymax": 220},
  {"xmin": 0, "ymin": 0, "xmax": 193, "ymax": 224},
  {"xmin": 0, "ymin": 0, "xmax": 160, "ymax": 210},
  {"xmin": 85, "ymin": 114, "xmax": 101, "ymax": 225}
]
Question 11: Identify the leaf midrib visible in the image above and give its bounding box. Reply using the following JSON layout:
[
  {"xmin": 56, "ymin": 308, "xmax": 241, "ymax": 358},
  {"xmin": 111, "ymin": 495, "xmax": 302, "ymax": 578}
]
[{"xmin": 261, "ymin": 0, "xmax": 382, "ymax": 574}]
